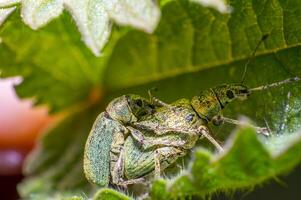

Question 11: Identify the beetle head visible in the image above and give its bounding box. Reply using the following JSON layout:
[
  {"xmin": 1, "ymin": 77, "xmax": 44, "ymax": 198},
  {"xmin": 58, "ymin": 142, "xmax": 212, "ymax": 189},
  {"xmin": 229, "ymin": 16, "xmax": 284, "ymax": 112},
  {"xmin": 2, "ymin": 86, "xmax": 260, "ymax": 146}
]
[
  {"xmin": 106, "ymin": 95, "xmax": 155, "ymax": 124},
  {"xmin": 213, "ymin": 84, "xmax": 251, "ymax": 106},
  {"xmin": 106, "ymin": 95, "xmax": 137, "ymax": 123}
]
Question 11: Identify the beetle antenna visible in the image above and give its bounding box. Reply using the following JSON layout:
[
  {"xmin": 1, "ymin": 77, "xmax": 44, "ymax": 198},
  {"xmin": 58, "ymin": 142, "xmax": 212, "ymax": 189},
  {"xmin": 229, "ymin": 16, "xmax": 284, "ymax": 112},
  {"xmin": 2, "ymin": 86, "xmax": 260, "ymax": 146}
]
[
  {"xmin": 250, "ymin": 77, "xmax": 300, "ymax": 92},
  {"xmin": 241, "ymin": 34, "xmax": 269, "ymax": 84}
]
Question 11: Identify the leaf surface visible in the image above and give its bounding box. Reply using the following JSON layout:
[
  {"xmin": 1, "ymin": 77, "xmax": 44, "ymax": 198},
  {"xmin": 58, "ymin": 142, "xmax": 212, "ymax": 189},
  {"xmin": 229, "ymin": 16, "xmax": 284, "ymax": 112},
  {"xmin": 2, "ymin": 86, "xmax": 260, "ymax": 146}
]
[
  {"xmin": 150, "ymin": 127, "xmax": 301, "ymax": 199},
  {"xmin": 0, "ymin": 0, "xmax": 301, "ymax": 199},
  {"xmin": 0, "ymin": 0, "xmax": 160, "ymax": 55}
]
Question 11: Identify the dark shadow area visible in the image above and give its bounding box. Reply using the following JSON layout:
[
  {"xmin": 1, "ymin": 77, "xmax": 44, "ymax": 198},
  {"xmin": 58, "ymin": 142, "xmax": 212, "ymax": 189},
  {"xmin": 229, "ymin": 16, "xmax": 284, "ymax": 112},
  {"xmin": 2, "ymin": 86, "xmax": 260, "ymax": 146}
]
[{"xmin": 0, "ymin": 175, "xmax": 22, "ymax": 200}]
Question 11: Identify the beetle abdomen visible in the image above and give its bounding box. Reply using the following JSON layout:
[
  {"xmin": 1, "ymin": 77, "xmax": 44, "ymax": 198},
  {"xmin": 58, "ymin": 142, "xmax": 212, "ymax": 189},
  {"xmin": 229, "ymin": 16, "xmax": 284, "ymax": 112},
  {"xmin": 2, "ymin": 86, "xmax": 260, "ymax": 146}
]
[
  {"xmin": 124, "ymin": 136, "xmax": 183, "ymax": 179},
  {"xmin": 84, "ymin": 112, "xmax": 126, "ymax": 186}
]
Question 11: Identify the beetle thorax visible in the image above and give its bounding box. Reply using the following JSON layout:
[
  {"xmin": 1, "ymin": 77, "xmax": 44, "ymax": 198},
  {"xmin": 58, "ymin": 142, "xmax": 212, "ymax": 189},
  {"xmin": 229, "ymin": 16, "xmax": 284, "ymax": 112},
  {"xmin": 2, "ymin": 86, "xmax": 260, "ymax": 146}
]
[
  {"xmin": 191, "ymin": 84, "xmax": 250, "ymax": 123},
  {"xmin": 191, "ymin": 89, "xmax": 222, "ymax": 122}
]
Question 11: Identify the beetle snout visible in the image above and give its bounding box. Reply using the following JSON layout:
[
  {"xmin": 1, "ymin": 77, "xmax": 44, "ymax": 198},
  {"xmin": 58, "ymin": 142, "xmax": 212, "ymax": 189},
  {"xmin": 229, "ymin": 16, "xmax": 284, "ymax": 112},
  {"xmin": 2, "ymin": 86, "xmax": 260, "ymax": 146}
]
[{"xmin": 236, "ymin": 88, "xmax": 250, "ymax": 100}]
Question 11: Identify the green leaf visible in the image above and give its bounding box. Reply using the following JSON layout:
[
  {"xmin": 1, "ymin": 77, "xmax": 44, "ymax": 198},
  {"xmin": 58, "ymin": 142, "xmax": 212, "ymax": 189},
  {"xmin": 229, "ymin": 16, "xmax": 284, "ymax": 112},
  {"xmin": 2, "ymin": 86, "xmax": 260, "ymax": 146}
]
[
  {"xmin": 0, "ymin": 10, "xmax": 116, "ymax": 112},
  {"xmin": 191, "ymin": 0, "xmax": 231, "ymax": 13},
  {"xmin": 1, "ymin": 0, "xmax": 301, "ymax": 199},
  {"xmin": 93, "ymin": 188, "xmax": 131, "ymax": 200},
  {"xmin": 150, "ymin": 127, "xmax": 301, "ymax": 199},
  {"xmin": 0, "ymin": 0, "xmax": 160, "ymax": 55},
  {"xmin": 104, "ymin": 0, "xmax": 301, "ymax": 89},
  {"xmin": 0, "ymin": 0, "xmax": 229, "ymax": 55},
  {"xmin": 0, "ymin": 6, "xmax": 16, "ymax": 25}
]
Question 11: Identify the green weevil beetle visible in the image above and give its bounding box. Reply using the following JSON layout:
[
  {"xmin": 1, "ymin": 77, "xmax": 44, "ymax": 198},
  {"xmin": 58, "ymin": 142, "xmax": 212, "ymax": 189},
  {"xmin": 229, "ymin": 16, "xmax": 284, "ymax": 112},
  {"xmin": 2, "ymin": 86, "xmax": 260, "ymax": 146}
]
[
  {"xmin": 111, "ymin": 76, "xmax": 300, "ymax": 184},
  {"xmin": 84, "ymin": 94, "xmax": 159, "ymax": 186},
  {"xmin": 84, "ymin": 76, "xmax": 300, "ymax": 186},
  {"xmin": 84, "ymin": 34, "xmax": 301, "ymax": 187}
]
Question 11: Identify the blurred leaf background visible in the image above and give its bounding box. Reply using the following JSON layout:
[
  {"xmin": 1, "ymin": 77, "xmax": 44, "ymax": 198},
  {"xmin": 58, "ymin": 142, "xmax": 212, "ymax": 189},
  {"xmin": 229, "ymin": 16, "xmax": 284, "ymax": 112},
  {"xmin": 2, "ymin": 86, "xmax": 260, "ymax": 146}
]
[{"xmin": 1, "ymin": 0, "xmax": 301, "ymax": 199}]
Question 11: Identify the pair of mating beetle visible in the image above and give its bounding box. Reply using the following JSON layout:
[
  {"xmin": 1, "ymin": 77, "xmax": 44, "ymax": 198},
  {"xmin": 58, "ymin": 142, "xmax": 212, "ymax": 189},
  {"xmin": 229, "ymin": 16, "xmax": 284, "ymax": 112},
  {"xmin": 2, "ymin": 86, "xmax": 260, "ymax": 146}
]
[{"xmin": 83, "ymin": 36, "xmax": 300, "ymax": 187}]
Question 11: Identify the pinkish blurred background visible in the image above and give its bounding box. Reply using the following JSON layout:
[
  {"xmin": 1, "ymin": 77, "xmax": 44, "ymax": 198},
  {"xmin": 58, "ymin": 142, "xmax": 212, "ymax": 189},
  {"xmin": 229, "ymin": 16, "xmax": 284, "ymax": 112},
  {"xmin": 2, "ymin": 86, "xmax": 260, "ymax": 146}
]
[{"xmin": 0, "ymin": 78, "xmax": 53, "ymax": 199}]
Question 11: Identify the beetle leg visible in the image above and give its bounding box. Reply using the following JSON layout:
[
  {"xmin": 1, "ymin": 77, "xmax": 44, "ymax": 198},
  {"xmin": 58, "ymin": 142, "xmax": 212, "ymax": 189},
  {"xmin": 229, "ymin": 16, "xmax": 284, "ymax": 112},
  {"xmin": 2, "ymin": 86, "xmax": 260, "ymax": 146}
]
[
  {"xmin": 131, "ymin": 123, "xmax": 223, "ymax": 152},
  {"xmin": 128, "ymin": 126, "xmax": 189, "ymax": 150},
  {"xmin": 211, "ymin": 115, "xmax": 224, "ymax": 126},
  {"xmin": 127, "ymin": 126, "xmax": 146, "ymax": 145},
  {"xmin": 154, "ymin": 149, "xmax": 161, "ymax": 179},
  {"xmin": 111, "ymin": 146, "xmax": 125, "ymax": 185},
  {"xmin": 152, "ymin": 97, "xmax": 171, "ymax": 107},
  {"xmin": 218, "ymin": 116, "xmax": 269, "ymax": 136},
  {"xmin": 154, "ymin": 147, "xmax": 185, "ymax": 179},
  {"xmin": 148, "ymin": 88, "xmax": 174, "ymax": 108},
  {"xmin": 197, "ymin": 126, "xmax": 224, "ymax": 152},
  {"xmin": 116, "ymin": 178, "xmax": 147, "ymax": 186},
  {"xmin": 111, "ymin": 146, "xmax": 147, "ymax": 186}
]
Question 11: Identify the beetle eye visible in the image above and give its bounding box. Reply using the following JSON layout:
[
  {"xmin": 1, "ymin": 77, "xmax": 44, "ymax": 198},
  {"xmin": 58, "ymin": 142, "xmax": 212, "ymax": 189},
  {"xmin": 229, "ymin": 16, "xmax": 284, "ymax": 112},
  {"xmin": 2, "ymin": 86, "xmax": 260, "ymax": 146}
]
[
  {"xmin": 226, "ymin": 90, "xmax": 234, "ymax": 99},
  {"xmin": 149, "ymin": 104, "xmax": 155, "ymax": 109},
  {"xmin": 135, "ymin": 99, "xmax": 143, "ymax": 107}
]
